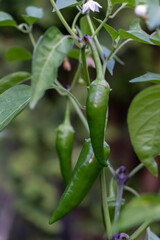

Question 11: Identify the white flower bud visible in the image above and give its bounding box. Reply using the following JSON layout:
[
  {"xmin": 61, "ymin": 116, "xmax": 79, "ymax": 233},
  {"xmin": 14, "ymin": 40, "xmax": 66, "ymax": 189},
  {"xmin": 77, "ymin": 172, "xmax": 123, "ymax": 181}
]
[{"xmin": 135, "ymin": 4, "xmax": 148, "ymax": 18}]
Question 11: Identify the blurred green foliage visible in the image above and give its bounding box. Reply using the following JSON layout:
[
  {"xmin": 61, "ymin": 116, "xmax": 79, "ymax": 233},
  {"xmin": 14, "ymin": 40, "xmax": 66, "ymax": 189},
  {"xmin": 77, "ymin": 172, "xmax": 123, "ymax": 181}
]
[{"xmin": 0, "ymin": 0, "xmax": 160, "ymax": 239}]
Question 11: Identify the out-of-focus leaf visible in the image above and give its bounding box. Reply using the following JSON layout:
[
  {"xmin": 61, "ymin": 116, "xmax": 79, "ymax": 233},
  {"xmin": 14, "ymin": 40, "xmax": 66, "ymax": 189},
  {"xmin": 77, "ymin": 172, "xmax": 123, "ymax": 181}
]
[
  {"xmin": 119, "ymin": 18, "xmax": 153, "ymax": 44},
  {"xmin": 130, "ymin": 72, "xmax": 160, "ymax": 84},
  {"xmin": 6, "ymin": 46, "xmax": 32, "ymax": 61},
  {"xmin": 30, "ymin": 27, "xmax": 73, "ymax": 109},
  {"xmin": 145, "ymin": 227, "xmax": 160, "ymax": 240},
  {"xmin": 127, "ymin": 85, "xmax": 160, "ymax": 176},
  {"xmin": 0, "ymin": 11, "xmax": 17, "ymax": 26},
  {"xmin": 68, "ymin": 48, "xmax": 80, "ymax": 60},
  {"xmin": 0, "ymin": 85, "xmax": 31, "ymax": 132},
  {"xmin": 0, "ymin": 72, "xmax": 31, "ymax": 94},
  {"xmin": 94, "ymin": 18, "xmax": 118, "ymax": 40},
  {"xmin": 22, "ymin": 6, "xmax": 44, "ymax": 25},
  {"xmin": 52, "ymin": 0, "xmax": 81, "ymax": 12},
  {"xmin": 111, "ymin": 0, "xmax": 136, "ymax": 8},
  {"xmin": 80, "ymin": 16, "xmax": 97, "ymax": 36},
  {"xmin": 115, "ymin": 195, "xmax": 160, "ymax": 231},
  {"xmin": 147, "ymin": 0, "xmax": 160, "ymax": 30},
  {"xmin": 150, "ymin": 31, "xmax": 160, "ymax": 46}
]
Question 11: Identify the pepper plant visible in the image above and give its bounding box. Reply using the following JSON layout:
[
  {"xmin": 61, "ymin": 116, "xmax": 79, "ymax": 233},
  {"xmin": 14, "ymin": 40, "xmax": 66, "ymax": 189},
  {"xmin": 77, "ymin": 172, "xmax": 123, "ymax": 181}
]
[{"xmin": 0, "ymin": 0, "xmax": 160, "ymax": 239}]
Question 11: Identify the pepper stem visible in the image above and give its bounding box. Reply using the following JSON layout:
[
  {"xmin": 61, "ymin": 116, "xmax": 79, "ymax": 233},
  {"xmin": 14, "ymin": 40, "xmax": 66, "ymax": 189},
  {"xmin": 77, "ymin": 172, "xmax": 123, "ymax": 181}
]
[
  {"xmin": 64, "ymin": 101, "xmax": 70, "ymax": 124},
  {"xmin": 84, "ymin": 35, "xmax": 104, "ymax": 79}
]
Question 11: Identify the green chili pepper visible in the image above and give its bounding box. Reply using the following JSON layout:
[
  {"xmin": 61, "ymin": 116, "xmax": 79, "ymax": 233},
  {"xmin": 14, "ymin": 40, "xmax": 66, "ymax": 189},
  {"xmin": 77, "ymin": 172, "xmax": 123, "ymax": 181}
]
[
  {"xmin": 56, "ymin": 103, "xmax": 74, "ymax": 186},
  {"xmin": 86, "ymin": 78, "xmax": 110, "ymax": 166},
  {"xmin": 49, "ymin": 138, "xmax": 110, "ymax": 224}
]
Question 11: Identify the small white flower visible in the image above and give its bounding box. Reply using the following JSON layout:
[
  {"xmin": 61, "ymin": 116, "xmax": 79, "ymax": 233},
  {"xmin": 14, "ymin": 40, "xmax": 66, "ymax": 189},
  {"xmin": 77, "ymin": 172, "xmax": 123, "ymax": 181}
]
[
  {"xmin": 82, "ymin": 0, "xmax": 102, "ymax": 14},
  {"xmin": 135, "ymin": 4, "xmax": 148, "ymax": 18}
]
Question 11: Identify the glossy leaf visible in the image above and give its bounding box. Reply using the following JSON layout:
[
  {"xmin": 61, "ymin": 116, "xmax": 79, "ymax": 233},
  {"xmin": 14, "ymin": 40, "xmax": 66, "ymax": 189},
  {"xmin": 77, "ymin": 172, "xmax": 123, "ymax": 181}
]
[
  {"xmin": 111, "ymin": 0, "xmax": 136, "ymax": 8},
  {"xmin": 30, "ymin": 27, "xmax": 73, "ymax": 108},
  {"xmin": 127, "ymin": 85, "xmax": 160, "ymax": 176},
  {"xmin": 130, "ymin": 72, "xmax": 160, "ymax": 84},
  {"xmin": 0, "ymin": 11, "xmax": 17, "ymax": 26},
  {"xmin": 22, "ymin": 6, "xmax": 44, "ymax": 25},
  {"xmin": 115, "ymin": 195, "xmax": 160, "ymax": 231},
  {"xmin": 0, "ymin": 85, "xmax": 31, "ymax": 132},
  {"xmin": 94, "ymin": 18, "xmax": 118, "ymax": 40},
  {"xmin": 6, "ymin": 46, "xmax": 32, "ymax": 62},
  {"xmin": 0, "ymin": 72, "xmax": 31, "ymax": 94},
  {"xmin": 52, "ymin": 0, "xmax": 80, "ymax": 12},
  {"xmin": 150, "ymin": 32, "xmax": 160, "ymax": 46},
  {"xmin": 145, "ymin": 227, "xmax": 160, "ymax": 240},
  {"xmin": 119, "ymin": 18, "xmax": 153, "ymax": 44},
  {"xmin": 68, "ymin": 48, "xmax": 80, "ymax": 60}
]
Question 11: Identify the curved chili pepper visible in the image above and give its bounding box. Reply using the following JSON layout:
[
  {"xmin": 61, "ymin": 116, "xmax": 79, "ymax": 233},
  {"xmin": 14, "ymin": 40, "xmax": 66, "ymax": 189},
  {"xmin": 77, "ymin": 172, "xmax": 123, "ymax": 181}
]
[
  {"xmin": 49, "ymin": 138, "xmax": 110, "ymax": 224},
  {"xmin": 56, "ymin": 103, "xmax": 74, "ymax": 186},
  {"xmin": 86, "ymin": 78, "xmax": 110, "ymax": 166}
]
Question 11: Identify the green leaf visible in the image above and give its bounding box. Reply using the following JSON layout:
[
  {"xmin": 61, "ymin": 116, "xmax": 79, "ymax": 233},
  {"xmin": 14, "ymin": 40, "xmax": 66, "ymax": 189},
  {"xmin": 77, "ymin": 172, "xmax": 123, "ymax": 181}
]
[
  {"xmin": 150, "ymin": 32, "xmax": 160, "ymax": 46},
  {"xmin": 0, "ymin": 72, "xmax": 31, "ymax": 94},
  {"xmin": 94, "ymin": 18, "xmax": 118, "ymax": 40},
  {"xmin": 30, "ymin": 27, "xmax": 73, "ymax": 109},
  {"xmin": 0, "ymin": 11, "xmax": 17, "ymax": 26},
  {"xmin": 6, "ymin": 46, "xmax": 32, "ymax": 62},
  {"xmin": 68, "ymin": 48, "xmax": 80, "ymax": 60},
  {"xmin": 22, "ymin": 6, "xmax": 44, "ymax": 25},
  {"xmin": 119, "ymin": 19, "xmax": 153, "ymax": 44},
  {"xmin": 127, "ymin": 85, "xmax": 160, "ymax": 176},
  {"xmin": 111, "ymin": 0, "xmax": 136, "ymax": 8},
  {"xmin": 115, "ymin": 195, "xmax": 160, "ymax": 231},
  {"xmin": 52, "ymin": 0, "xmax": 80, "ymax": 12},
  {"xmin": 145, "ymin": 227, "xmax": 160, "ymax": 240},
  {"xmin": 0, "ymin": 85, "xmax": 31, "ymax": 132},
  {"xmin": 130, "ymin": 72, "xmax": 160, "ymax": 84},
  {"xmin": 146, "ymin": 0, "xmax": 160, "ymax": 30}
]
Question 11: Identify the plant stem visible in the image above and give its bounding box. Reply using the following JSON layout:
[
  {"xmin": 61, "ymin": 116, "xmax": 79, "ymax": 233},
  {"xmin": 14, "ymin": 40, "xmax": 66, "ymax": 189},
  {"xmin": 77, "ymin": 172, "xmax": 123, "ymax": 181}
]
[
  {"xmin": 28, "ymin": 31, "xmax": 36, "ymax": 48},
  {"xmin": 91, "ymin": 15, "xmax": 109, "ymax": 39},
  {"xmin": 100, "ymin": 168, "xmax": 112, "ymax": 239},
  {"xmin": 69, "ymin": 97, "xmax": 89, "ymax": 133},
  {"xmin": 130, "ymin": 220, "xmax": 151, "ymax": 240},
  {"xmin": 87, "ymin": 14, "xmax": 104, "ymax": 61},
  {"xmin": 81, "ymin": 47, "xmax": 90, "ymax": 87},
  {"xmin": 129, "ymin": 163, "xmax": 144, "ymax": 178},
  {"xmin": 114, "ymin": 183, "xmax": 124, "ymax": 224},
  {"xmin": 70, "ymin": 63, "xmax": 81, "ymax": 92},
  {"xmin": 108, "ymin": 39, "xmax": 132, "ymax": 61},
  {"xmin": 72, "ymin": 11, "xmax": 81, "ymax": 32},
  {"xmin": 109, "ymin": 3, "xmax": 127, "ymax": 19},
  {"xmin": 85, "ymin": 35, "xmax": 104, "ymax": 79},
  {"xmin": 124, "ymin": 186, "xmax": 140, "ymax": 198},
  {"xmin": 50, "ymin": 0, "xmax": 81, "ymax": 48}
]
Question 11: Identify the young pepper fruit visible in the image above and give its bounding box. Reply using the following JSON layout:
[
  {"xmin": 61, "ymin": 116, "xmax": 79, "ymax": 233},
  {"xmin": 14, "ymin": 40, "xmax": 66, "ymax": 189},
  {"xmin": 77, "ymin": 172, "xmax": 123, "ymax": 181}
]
[
  {"xmin": 86, "ymin": 78, "xmax": 110, "ymax": 166},
  {"xmin": 56, "ymin": 103, "xmax": 74, "ymax": 186},
  {"xmin": 49, "ymin": 138, "xmax": 110, "ymax": 224}
]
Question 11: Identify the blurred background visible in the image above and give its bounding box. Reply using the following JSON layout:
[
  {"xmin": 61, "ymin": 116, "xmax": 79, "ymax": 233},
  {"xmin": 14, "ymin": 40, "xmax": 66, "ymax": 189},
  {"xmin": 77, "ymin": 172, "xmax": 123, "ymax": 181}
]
[{"xmin": 0, "ymin": 0, "xmax": 160, "ymax": 239}]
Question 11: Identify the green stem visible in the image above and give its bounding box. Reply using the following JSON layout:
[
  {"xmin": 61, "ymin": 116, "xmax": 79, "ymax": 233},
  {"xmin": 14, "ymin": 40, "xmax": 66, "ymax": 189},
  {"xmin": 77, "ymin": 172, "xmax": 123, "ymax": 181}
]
[
  {"xmin": 81, "ymin": 47, "xmax": 90, "ymax": 87},
  {"xmin": 86, "ymin": 35, "xmax": 103, "ymax": 79},
  {"xmin": 72, "ymin": 11, "xmax": 81, "ymax": 32},
  {"xmin": 124, "ymin": 186, "xmax": 140, "ymax": 198},
  {"xmin": 64, "ymin": 100, "xmax": 70, "ymax": 123},
  {"xmin": 70, "ymin": 63, "xmax": 81, "ymax": 92},
  {"xmin": 130, "ymin": 220, "xmax": 151, "ymax": 240},
  {"xmin": 109, "ymin": 3, "xmax": 127, "ymax": 19},
  {"xmin": 50, "ymin": 0, "xmax": 81, "ymax": 48},
  {"xmin": 100, "ymin": 168, "xmax": 112, "ymax": 239},
  {"xmin": 87, "ymin": 14, "xmax": 104, "ymax": 62},
  {"xmin": 28, "ymin": 31, "xmax": 36, "ymax": 48},
  {"xmin": 108, "ymin": 39, "xmax": 132, "ymax": 61},
  {"xmin": 129, "ymin": 163, "xmax": 144, "ymax": 178},
  {"xmin": 69, "ymin": 97, "xmax": 89, "ymax": 133}
]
